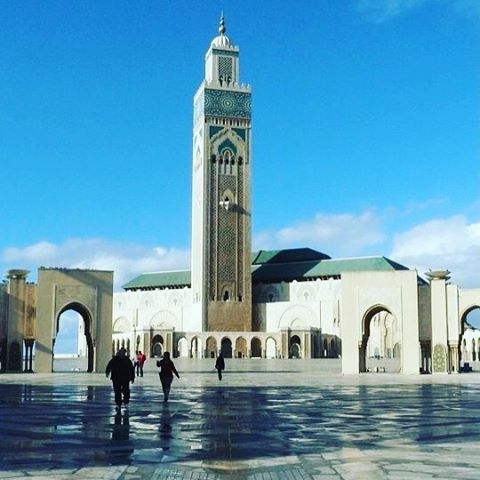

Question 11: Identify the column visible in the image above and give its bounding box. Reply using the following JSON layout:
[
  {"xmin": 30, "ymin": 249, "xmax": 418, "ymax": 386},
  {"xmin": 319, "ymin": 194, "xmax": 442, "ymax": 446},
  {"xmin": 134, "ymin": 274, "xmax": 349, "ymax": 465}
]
[
  {"xmin": 427, "ymin": 271, "xmax": 450, "ymax": 373},
  {"xmin": 448, "ymin": 343, "xmax": 459, "ymax": 373},
  {"xmin": 24, "ymin": 339, "xmax": 34, "ymax": 372},
  {"xmin": 6, "ymin": 270, "xmax": 29, "ymax": 372},
  {"xmin": 358, "ymin": 341, "xmax": 366, "ymax": 373}
]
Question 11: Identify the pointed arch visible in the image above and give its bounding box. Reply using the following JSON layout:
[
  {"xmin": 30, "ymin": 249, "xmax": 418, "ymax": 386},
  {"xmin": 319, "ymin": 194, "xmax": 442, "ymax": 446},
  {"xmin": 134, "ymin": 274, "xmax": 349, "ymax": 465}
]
[
  {"xmin": 266, "ymin": 337, "xmax": 277, "ymax": 358},
  {"xmin": 251, "ymin": 337, "xmax": 262, "ymax": 358},
  {"xmin": 235, "ymin": 336, "xmax": 247, "ymax": 358},
  {"xmin": 221, "ymin": 336, "xmax": 233, "ymax": 358}
]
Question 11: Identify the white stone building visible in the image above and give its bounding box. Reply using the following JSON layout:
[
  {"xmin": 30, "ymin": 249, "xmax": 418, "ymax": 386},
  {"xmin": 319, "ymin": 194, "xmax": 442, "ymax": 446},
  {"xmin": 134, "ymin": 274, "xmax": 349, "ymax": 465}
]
[{"xmin": 110, "ymin": 18, "xmax": 480, "ymax": 374}]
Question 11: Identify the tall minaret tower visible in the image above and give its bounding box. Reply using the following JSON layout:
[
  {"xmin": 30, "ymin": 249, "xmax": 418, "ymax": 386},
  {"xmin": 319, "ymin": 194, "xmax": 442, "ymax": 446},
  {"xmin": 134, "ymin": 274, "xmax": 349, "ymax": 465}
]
[{"xmin": 191, "ymin": 16, "xmax": 252, "ymax": 332}]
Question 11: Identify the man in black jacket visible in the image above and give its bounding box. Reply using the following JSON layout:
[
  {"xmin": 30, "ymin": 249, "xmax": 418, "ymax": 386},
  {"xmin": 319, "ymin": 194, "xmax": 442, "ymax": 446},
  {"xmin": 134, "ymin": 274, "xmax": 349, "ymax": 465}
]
[
  {"xmin": 106, "ymin": 347, "xmax": 135, "ymax": 413},
  {"xmin": 215, "ymin": 352, "xmax": 225, "ymax": 381}
]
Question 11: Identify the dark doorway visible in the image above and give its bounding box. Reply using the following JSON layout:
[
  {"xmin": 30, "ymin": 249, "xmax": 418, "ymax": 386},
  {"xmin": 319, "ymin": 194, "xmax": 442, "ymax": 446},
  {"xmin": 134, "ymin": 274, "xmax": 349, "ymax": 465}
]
[
  {"xmin": 152, "ymin": 335, "xmax": 164, "ymax": 357},
  {"xmin": 289, "ymin": 335, "xmax": 301, "ymax": 358},
  {"xmin": 251, "ymin": 337, "xmax": 262, "ymax": 357},
  {"xmin": 221, "ymin": 338, "xmax": 233, "ymax": 358}
]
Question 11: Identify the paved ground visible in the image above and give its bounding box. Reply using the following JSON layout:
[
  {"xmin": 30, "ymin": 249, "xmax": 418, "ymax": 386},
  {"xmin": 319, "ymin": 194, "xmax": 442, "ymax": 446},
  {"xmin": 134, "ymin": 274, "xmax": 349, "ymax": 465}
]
[{"xmin": 1, "ymin": 359, "xmax": 480, "ymax": 479}]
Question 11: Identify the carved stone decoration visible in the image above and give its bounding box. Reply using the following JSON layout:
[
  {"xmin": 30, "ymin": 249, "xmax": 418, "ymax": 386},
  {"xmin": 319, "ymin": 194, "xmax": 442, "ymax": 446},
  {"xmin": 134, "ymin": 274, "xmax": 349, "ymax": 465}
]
[
  {"xmin": 432, "ymin": 343, "xmax": 447, "ymax": 373},
  {"xmin": 55, "ymin": 285, "xmax": 97, "ymax": 314}
]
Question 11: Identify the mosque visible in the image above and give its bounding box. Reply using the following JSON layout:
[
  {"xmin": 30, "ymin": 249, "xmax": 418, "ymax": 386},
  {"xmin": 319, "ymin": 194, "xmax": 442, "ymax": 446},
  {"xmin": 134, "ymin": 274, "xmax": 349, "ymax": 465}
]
[
  {"xmin": 1, "ymin": 18, "xmax": 479, "ymax": 375},
  {"xmin": 108, "ymin": 17, "xmax": 480, "ymax": 374}
]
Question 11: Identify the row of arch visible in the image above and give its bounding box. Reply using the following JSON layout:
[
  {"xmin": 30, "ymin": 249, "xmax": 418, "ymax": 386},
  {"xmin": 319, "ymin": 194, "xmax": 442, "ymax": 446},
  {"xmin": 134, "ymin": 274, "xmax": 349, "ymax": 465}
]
[
  {"xmin": 110, "ymin": 305, "xmax": 480, "ymax": 374},
  {"xmin": 154, "ymin": 334, "xmax": 277, "ymax": 359},
  {"xmin": 211, "ymin": 152, "xmax": 243, "ymax": 165},
  {"xmin": 112, "ymin": 330, "xmax": 343, "ymax": 360},
  {"xmin": 461, "ymin": 335, "xmax": 480, "ymax": 362}
]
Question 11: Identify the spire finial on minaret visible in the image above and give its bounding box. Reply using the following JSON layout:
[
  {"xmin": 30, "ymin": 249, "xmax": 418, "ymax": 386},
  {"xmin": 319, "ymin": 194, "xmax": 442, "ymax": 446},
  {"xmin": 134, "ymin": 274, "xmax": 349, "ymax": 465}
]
[{"xmin": 219, "ymin": 12, "xmax": 226, "ymax": 35}]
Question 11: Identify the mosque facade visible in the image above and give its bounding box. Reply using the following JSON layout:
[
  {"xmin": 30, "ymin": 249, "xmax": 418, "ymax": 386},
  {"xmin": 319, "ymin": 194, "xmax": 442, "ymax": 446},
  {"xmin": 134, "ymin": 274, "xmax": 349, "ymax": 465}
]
[
  {"xmin": 109, "ymin": 18, "xmax": 480, "ymax": 374},
  {"xmin": 1, "ymin": 18, "xmax": 479, "ymax": 375}
]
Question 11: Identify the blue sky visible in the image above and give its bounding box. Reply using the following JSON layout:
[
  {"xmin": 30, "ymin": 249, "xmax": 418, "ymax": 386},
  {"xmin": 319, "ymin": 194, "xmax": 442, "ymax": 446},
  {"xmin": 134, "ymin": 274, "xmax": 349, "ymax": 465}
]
[{"xmin": 1, "ymin": 1, "xmax": 479, "ymax": 352}]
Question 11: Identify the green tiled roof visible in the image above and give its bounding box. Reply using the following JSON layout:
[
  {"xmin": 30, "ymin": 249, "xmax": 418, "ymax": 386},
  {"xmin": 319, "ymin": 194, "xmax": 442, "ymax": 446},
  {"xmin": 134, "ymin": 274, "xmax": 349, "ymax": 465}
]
[
  {"xmin": 252, "ymin": 248, "xmax": 330, "ymax": 265},
  {"xmin": 251, "ymin": 256, "xmax": 408, "ymax": 284},
  {"xmin": 252, "ymin": 261, "xmax": 320, "ymax": 283},
  {"xmin": 123, "ymin": 270, "xmax": 191, "ymax": 290},
  {"xmin": 304, "ymin": 257, "xmax": 409, "ymax": 278},
  {"xmin": 122, "ymin": 251, "xmax": 410, "ymax": 290}
]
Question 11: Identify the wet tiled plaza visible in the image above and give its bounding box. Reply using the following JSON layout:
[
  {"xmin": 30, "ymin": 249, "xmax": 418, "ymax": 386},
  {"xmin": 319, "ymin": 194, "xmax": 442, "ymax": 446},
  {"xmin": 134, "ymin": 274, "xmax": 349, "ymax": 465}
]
[{"xmin": 1, "ymin": 359, "xmax": 480, "ymax": 479}]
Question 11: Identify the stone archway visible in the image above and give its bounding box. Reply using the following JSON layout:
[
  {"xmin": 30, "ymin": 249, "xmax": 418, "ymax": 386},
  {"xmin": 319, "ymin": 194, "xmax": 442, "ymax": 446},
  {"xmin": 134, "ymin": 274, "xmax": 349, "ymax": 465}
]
[
  {"xmin": 177, "ymin": 337, "xmax": 189, "ymax": 357},
  {"xmin": 323, "ymin": 338, "xmax": 328, "ymax": 357},
  {"xmin": 266, "ymin": 337, "xmax": 276, "ymax": 358},
  {"xmin": 191, "ymin": 336, "xmax": 201, "ymax": 358},
  {"xmin": 251, "ymin": 337, "xmax": 262, "ymax": 358},
  {"xmin": 458, "ymin": 305, "xmax": 480, "ymax": 371},
  {"xmin": 221, "ymin": 337, "xmax": 233, "ymax": 358},
  {"xmin": 152, "ymin": 334, "xmax": 164, "ymax": 357},
  {"xmin": 206, "ymin": 336, "xmax": 217, "ymax": 358},
  {"xmin": 55, "ymin": 303, "xmax": 94, "ymax": 372},
  {"xmin": 235, "ymin": 336, "xmax": 247, "ymax": 358},
  {"xmin": 359, "ymin": 305, "xmax": 395, "ymax": 373},
  {"xmin": 363, "ymin": 310, "xmax": 400, "ymax": 372},
  {"xmin": 341, "ymin": 270, "xmax": 420, "ymax": 375},
  {"xmin": 35, "ymin": 268, "xmax": 113, "ymax": 373},
  {"xmin": 289, "ymin": 335, "xmax": 301, "ymax": 358}
]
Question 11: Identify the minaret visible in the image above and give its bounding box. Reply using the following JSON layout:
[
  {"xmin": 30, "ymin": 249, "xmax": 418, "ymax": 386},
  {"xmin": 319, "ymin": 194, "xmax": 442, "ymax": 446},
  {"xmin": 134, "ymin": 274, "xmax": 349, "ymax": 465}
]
[{"xmin": 191, "ymin": 15, "xmax": 252, "ymax": 332}]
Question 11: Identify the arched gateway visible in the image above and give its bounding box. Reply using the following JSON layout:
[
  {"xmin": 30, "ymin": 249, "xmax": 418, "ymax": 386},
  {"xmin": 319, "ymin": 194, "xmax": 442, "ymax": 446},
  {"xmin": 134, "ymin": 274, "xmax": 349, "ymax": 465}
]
[
  {"xmin": 341, "ymin": 270, "xmax": 420, "ymax": 374},
  {"xmin": 35, "ymin": 268, "xmax": 113, "ymax": 373}
]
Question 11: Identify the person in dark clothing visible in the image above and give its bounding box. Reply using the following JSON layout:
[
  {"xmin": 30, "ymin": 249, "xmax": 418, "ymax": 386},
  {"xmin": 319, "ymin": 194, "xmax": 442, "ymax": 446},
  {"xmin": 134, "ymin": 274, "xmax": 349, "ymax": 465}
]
[
  {"xmin": 215, "ymin": 353, "xmax": 225, "ymax": 380},
  {"xmin": 106, "ymin": 348, "xmax": 135, "ymax": 413},
  {"xmin": 156, "ymin": 351, "xmax": 180, "ymax": 403}
]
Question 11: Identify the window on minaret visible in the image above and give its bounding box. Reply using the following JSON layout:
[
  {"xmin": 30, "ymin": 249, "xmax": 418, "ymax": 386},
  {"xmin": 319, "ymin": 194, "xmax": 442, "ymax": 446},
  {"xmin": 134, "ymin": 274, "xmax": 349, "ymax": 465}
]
[
  {"xmin": 218, "ymin": 56, "xmax": 233, "ymax": 85},
  {"xmin": 223, "ymin": 151, "xmax": 231, "ymax": 173}
]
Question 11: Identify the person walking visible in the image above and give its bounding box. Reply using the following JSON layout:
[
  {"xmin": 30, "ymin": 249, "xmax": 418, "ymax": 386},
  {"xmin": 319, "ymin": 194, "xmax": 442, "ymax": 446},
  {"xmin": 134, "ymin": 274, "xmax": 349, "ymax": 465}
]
[
  {"xmin": 136, "ymin": 350, "xmax": 147, "ymax": 377},
  {"xmin": 106, "ymin": 347, "xmax": 135, "ymax": 413},
  {"xmin": 156, "ymin": 351, "xmax": 180, "ymax": 403},
  {"xmin": 215, "ymin": 352, "xmax": 225, "ymax": 380}
]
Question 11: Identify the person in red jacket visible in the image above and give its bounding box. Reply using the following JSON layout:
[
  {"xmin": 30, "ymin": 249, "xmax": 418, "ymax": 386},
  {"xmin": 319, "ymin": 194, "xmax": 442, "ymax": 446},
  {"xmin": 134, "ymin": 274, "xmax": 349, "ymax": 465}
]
[
  {"xmin": 136, "ymin": 350, "xmax": 147, "ymax": 377},
  {"xmin": 106, "ymin": 347, "xmax": 135, "ymax": 413},
  {"xmin": 156, "ymin": 351, "xmax": 180, "ymax": 403}
]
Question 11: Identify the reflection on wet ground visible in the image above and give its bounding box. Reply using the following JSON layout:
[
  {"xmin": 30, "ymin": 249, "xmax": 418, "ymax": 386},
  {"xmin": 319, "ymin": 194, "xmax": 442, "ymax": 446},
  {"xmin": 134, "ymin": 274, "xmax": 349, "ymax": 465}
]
[{"xmin": 1, "ymin": 360, "xmax": 480, "ymax": 479}]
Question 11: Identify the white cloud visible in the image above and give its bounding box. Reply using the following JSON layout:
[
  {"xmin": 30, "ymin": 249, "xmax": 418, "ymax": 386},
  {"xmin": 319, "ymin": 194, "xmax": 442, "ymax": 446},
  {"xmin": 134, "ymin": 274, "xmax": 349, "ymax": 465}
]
[
  {"xmin": 1, "ymin": 238, "xmax": 191, "ymax": 290},
  {"xmin": 390, "ymin": 215, "xmax": 480, "ymax": 287},
  {"xmin": 3, "ymin": 241, "xmax": 59, "ymax": 262},
  {"xmin": 254, "ymin": 209, "xmax": 386, "ymax": 256},
  {"xmin": 357, "ymin": 0, "xmax": 428, "ymax": 23},
  {"xmin": 254, "ymin": 208, "xmax": 480, "ymax": 288},
  {"xmin": 3, "ymin": 212, "xmax": 479, "ymax": 294}
]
